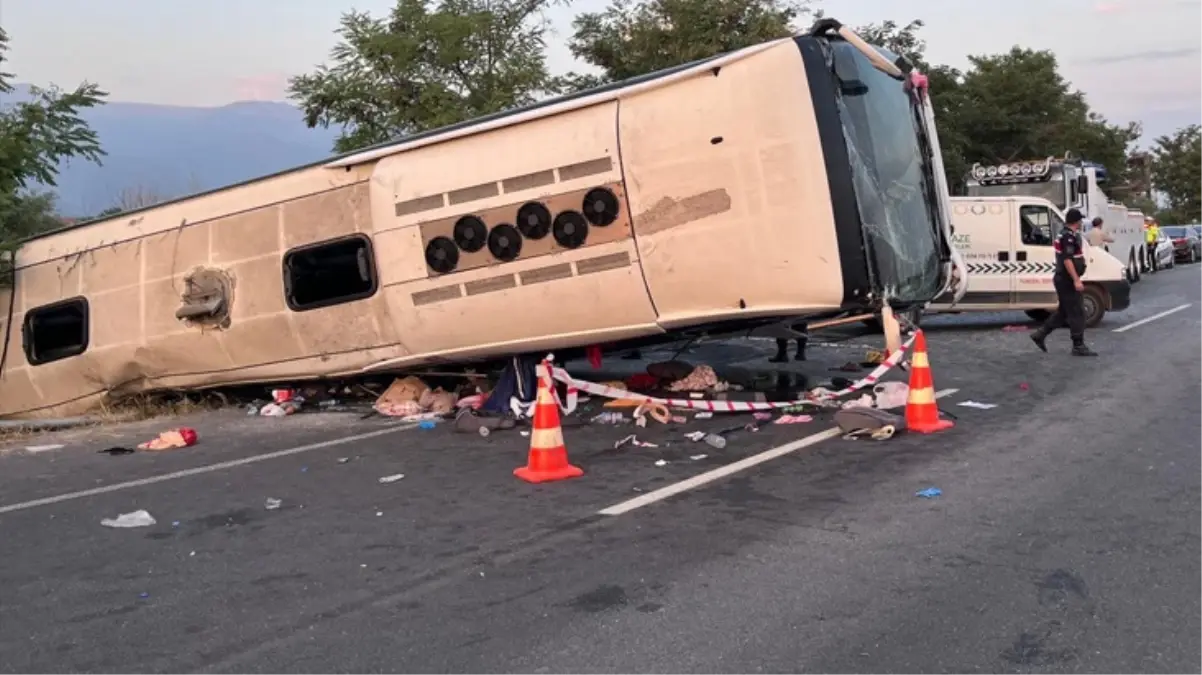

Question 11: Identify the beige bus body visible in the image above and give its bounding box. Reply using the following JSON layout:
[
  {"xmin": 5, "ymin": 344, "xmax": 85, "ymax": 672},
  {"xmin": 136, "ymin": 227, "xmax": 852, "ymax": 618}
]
[{"xmin": 1, "ymin": 30, "xmax": 957, "ymax": 418}]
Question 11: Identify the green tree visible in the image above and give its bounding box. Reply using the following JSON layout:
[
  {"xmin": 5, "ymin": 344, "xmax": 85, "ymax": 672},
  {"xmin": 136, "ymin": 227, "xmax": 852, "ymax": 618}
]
[
  {"xmin": 945, "ymin": 48, "xmax": 1139, "ymax": 192},
  {"xmin": 1150, "ymin": 124, "xmax": 1201, "ymax": 223},
  {"xmin": 562, "ymin": 0, "xmax": 810, "ymax": 86},
  {"xmin": 289, "ymin": 0, "xmax": 562, "ymax": 153},
  {"xmin": 0, "ymin": 26, "xmax": 106, "ymax": 280},
  {"xmin": 0, "ymin": 27, "xmax": 106, "ymax": 253}
]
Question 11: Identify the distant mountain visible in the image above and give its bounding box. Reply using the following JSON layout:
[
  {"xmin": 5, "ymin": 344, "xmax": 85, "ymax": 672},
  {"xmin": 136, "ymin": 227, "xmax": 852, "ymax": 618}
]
[{"xmin": 2, "ymin": 84, "xmax": 342, "ymax": 218}]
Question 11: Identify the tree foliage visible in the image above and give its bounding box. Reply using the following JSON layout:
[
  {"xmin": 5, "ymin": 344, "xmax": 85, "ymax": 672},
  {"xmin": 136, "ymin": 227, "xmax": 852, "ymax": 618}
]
[
  {"xmin": 1150, "ymin": 124, "xmax": 1201, "ymax": 223},
  {"xmin": 0, "ymin": 26, "xmax": 107, "ymax": 256},
  {"xmin": 288, "ymin": 0, "xmax": 562, "ymax": 153},
  {"xmin": 562, "ymin": 0, "xmax": 809, "ymax": 86},
  {"xmin": 854, "ymin": 21, "xmax": 1140, "ymax": 194}
]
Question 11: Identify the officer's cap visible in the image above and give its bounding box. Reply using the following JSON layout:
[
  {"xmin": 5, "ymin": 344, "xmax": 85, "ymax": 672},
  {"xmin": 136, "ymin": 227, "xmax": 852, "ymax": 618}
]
[{"xmin": 1065, "ymin": 208, "xmax": 1084, "ymax": 224}]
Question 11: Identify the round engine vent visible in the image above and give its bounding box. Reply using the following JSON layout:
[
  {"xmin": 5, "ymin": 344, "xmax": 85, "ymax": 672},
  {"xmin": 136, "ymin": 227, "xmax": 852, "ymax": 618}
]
[
  {"xmin": 582, "ymin": 188, "xmax": 620, "ymax": 226},
  {"xmin": 425, "ymin": 236, "xmax": 460, "ymax": 274},
  {"xmin": 553, "ymin": 211, "xmax": 589, "ymax": 249},
  {"xmin": 516, "ymin": 202, "xmax": 552, "ymax": 239},
  {"xmin": 453, "ymin": 215, "xmax": 487, "ymax": 252},
  {"xmin": 487, "ymin": 223, "xmax": 523, "ymax": 261}
]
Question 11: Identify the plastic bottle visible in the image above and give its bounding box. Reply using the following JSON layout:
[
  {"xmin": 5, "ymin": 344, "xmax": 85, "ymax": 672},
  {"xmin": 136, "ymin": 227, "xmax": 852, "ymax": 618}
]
[{"xmin": 703, "ymin": 433, "xmax": 726, "ymax": 449}]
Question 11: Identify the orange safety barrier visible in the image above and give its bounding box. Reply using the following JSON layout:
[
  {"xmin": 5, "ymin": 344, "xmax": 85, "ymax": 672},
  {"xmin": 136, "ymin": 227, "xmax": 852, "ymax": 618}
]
[
  {"xmin": 514, "ymin": 361, "xmax": 584, "ymax": 484},
  {"xmin": 904, "ymin": 330, "xmax": 954, "ymax": 434}
]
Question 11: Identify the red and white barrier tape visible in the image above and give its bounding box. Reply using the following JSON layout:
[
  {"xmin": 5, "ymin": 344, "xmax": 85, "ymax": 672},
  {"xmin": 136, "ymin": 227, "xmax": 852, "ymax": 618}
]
[
  {"xmin": 509, "ymin": 361, "xmax": 579, "ymax": 418},
  {"xmin": 541, "ymin": 332, "xmax": 917, "ymax": 414}
]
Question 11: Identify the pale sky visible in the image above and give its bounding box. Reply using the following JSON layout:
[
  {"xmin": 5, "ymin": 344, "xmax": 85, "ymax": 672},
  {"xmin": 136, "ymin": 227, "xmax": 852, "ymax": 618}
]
[{"xmin": 2, "ymin": 0, "xmax": 1200, "ymax": 141}]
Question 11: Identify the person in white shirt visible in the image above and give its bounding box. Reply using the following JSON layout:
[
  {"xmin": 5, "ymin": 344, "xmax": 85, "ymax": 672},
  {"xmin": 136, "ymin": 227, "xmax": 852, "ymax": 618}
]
[{"xmin": 1085, "ymin": 217, "xmax": 1114, "ymax": 249}]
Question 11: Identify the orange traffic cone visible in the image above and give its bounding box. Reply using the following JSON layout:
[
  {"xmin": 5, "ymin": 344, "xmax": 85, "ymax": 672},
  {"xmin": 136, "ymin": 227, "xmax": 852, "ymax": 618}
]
[
  {"xmin": 514, "ymin": 361, "xmax": 584, "ymax": 484},
  {"xmin": 904, "ymin": 330, "xmax": 954, "ymax": 434}
]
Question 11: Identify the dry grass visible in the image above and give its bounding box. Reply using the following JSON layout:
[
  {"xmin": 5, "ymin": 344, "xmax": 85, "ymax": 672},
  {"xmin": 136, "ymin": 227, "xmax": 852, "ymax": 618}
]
[
  {"xmin": 0, "ymin": 390, "xmax": 231, "ymax": 447},
  {"xmin": 95, "ymin": 390, "xmax": 231, "ymax": 423}
]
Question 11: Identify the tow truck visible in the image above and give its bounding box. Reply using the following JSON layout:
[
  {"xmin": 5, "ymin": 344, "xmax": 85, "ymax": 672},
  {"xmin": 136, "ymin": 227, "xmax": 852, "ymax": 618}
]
[{"xmin": 964, "ymin": 155, "xmax": 1145, "ymax": 284}]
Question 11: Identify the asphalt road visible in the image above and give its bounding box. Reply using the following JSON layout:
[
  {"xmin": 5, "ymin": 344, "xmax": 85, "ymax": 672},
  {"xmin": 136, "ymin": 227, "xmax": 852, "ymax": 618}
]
[{"xmin": 1, "ymin": 265, "xmax": 1198, "ymax": 674}]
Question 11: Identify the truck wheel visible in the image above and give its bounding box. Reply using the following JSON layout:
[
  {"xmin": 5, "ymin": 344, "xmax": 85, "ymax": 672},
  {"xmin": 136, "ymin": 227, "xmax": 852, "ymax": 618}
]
[
  {"xmin": 1130, "ymin": 251, "xmax": 1141, "ymax": 282},
  {"xmin": 1025, "ymin": 309, "xmax": 1051, "ymax": 322},
  {"xmin": 1083, "ymin": 286, "xmax": 1106, "ymax": 328}
]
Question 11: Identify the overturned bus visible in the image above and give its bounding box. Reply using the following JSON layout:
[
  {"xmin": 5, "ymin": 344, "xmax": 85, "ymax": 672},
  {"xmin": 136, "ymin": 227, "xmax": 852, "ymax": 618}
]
[{"xmin": 0, "ymin": 19, "xmax": 965, "ymax": 419}]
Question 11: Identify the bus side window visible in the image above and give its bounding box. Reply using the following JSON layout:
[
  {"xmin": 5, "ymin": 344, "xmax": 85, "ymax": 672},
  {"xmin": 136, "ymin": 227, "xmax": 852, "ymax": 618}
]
[
  {"xmin": 1069, "ymin": 179, "xmax": 1078, "ymax": 206},
  {"xmin": 1019, "ymin": 205, "xmax": 1054, "ymax": 246}
]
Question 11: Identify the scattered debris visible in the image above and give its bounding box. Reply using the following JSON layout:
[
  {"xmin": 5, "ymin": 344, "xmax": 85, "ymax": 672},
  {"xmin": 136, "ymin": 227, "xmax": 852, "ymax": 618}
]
[
  {"xmin": 378, "ymin": 473, "xmax": 406, "ymax": 484},
  {"xmin": 592, "ymin": 412, "xmax": 627, "ymax": 424},
  {"xmin": 337, "ymin": 457, "xmax": 351, "ymax": 464},
  {"xmin": 614, "ymin": 434, "xmax": 658, "ymax": 449},
  {"xmin": 752, "ymin": 412, "xmax": 774, "ymax": 421},
  {"xmin": 840, "ymin": 393, "xmax": 875, "ymax": 410},
  {"xmin": 835, "ymin": 407, "xmax": 903, "ymax": 440},
  {"xmin": 455, "ymin": 409, "xmax": 517, "ymax": 435},
  {"xmin": 374, "ymin": 376, "xmax": 458, "ymax": 418},
  {"xmin": 137, "ymin": 428, "xmax": 198, "ymax": 451},
  {"xmin": 957, "ymin": 400, "xmax": 998, "ymax": 410},
  {"xmin": 101, "ymin": 510, "xmax": 157, "ymax": 528},
  {"xmin": 774, "ymin": 414, "xmax": 813, "ymax": 425},
  {"xmin": 1002, "ymin": 325, "xmax": 1029, "ymax": 332},
  {"xmin": 915, "ymin": 487, "xmax": 942, "ymax": 499},
  {"xmin": 693, "ymin": 412, "xmax": 714, "ymax": 420},
  {"xmin": 1019, "ymin": 382, "xmax": 1030, "ymax": 391},
  {"xmin": 258, "ymin": 402, "xmax": 299, "ymax": 416},
  {"xmin": 654, "ymin": 459, "xmax": 669, "ymax": 467},
  {"xmin": 689, "ymin": 454, "xmax": 708, "ymax": 461},
  {"xmin": 418, "ymin": 420, "xmax": 438, "ymax": 430},
  {"xmin": 140, "ymin": 592, "xmax": 150, "ymax": 599},
  {"xmin": 871, "ymin": 382, "xmax": 909, "ymax": 409},
  {"xmin": 98, "ymin": 446, "xmax": 136, "ymax": 456},
  {"xmin": 684, "ymin": 431, "xmax": 707, "ymax": 442},
  {"xmin": 703, "ymin": 433, "xmax": 727, "ymax": 449},
  {"xmin": 25, "ymin": 444, "xmax": 64, "ymax": 453},
  {"xmin": 264, "ymin": 498, "xmax": 282, "ymax": 510}
]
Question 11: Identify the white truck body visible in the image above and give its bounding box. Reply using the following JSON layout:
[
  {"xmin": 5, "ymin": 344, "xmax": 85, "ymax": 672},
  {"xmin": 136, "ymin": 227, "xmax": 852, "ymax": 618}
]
[{"xmin": 927, "ymin": 196, "xmax": 1132, "ymax": 327}]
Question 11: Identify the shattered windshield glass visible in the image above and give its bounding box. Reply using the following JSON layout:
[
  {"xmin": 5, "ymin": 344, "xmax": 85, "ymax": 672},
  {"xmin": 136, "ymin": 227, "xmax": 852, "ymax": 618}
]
[{"xmin": 829, "ymin": 41, "xmax": 943, "ymax": 305}]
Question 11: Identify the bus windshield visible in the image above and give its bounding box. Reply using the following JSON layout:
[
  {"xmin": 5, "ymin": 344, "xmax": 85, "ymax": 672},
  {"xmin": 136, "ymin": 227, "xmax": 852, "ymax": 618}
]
[
  {"xmin": 829, "ymin": 41, "xmax": 944, "ymax": 305},
  {"xmin": 966, "ymin": 173, "xmax": 1067, "ymax": 209}
]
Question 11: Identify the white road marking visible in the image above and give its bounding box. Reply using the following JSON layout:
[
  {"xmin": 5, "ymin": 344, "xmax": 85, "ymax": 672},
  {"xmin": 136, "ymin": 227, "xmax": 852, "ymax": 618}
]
[
  {"xmin": 1112, "ymin": 303, "xmax": 1193, "ymax": 333},
  {"xmin": 598, "ymin": 388, "xmax": 959, "ymax": 516},
  {"xmin": 0, "ymin": 423, "xmax": 417, "ymax": 516}
]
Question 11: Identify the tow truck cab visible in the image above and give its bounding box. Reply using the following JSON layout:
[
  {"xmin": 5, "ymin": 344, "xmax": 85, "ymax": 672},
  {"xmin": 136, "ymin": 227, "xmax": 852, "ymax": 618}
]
[{"xmin": 928, "ymin": 196, "xmax": 1131, "ymax": 327}]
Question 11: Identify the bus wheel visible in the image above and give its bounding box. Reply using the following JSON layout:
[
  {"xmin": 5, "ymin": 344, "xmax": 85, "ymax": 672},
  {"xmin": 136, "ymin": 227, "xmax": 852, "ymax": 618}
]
[
  {"xmin": 1129, "ymin": 252, "xmax": 1141, "ymax": 282},
  {"xmin": 1025, "ymin": 309, "xmax": 1051, "ymax": 322},
  {"xmin": 1083, "ymin": 286, "xmax": 1106, "ymax": 328}
]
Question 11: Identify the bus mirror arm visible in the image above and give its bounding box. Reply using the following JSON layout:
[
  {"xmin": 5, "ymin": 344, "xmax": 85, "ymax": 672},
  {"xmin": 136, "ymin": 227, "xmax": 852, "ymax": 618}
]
[{"xmin": 807, "ymin": 19, "xmax": 906, "ymax": 80}]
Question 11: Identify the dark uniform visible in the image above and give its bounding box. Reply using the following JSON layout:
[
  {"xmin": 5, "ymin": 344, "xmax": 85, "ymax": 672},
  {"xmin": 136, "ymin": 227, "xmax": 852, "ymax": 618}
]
[
  {"xmin": 1030, "ymin": 209, "xmax": 1097, "ymax": 356},
  {"xmin": 769, "ymin": 322, "xmax": 809, "ymax": 362}
]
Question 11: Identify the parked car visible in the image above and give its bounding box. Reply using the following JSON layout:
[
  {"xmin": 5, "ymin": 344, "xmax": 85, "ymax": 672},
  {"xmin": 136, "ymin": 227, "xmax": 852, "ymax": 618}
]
[
  {"xmin": 1151, "ymin": 231, "xmax": 1176, "ymax": 271},
  {"xmin": 1161, "ymin": 225, "xmax": 1201, "ymax": 264}
]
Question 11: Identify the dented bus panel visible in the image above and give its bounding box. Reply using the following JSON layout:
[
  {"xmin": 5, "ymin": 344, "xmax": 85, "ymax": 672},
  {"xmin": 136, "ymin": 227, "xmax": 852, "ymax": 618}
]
[{"xmin": 1, "ymin": 26, "xmax": 957, "ymax": 418}]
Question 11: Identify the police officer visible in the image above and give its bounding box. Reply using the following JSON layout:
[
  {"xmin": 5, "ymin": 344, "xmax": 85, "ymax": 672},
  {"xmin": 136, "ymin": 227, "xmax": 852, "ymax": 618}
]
[
  {"xmin": 1030, "ymin": 208, "xmax": 1097, "ymax": 356},
  {"xmin": 1144, "ymin": 216, "xmax": 1160, "ymax": 273}
]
